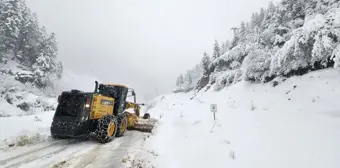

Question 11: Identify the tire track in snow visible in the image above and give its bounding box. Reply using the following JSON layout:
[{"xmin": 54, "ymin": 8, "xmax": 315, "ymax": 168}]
[
  {"xmin": 2, "ymin": 146, "xmax": 67, "ymax": 168},
  {"xmin": 71, "ymin": 134, "xmax": 129, "ymax": 168},
  {"xmin": 62, "ymin": 131, "xmax": 147, "ymax": 168},
  {"xmin": 0, "ymin": 140, "xmax": 81, "ymax": 168},
  {"xmin": 30, "ymin": 142, "xmax": 98, "ymax": 168},
  {"xmin": 0, "ymin": 140, "xmax": 68, "ymax": 165},
  {"xmin": 62, "ymin": 144, "xmax": 102, "ymax": 168}
]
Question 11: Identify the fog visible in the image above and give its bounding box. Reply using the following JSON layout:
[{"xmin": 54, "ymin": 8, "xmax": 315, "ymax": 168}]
[{"xmin": 26, "ymin": 0, "xmax": 278, "ymax": 102}]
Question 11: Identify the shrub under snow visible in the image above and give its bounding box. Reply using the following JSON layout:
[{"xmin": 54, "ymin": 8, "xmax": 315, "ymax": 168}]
[
  {"xmin": 242, "ymin": 49, "xmax": 272, "ymax": 82},
  {"xmin": 332, "ymin": 44, "xmax": 340, "ymax": 68}
]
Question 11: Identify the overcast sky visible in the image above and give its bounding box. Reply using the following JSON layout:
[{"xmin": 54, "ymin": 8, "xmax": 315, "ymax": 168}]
[{"xmin": 25, "ymin": 0, "xmax": 278, "ymax": 102}]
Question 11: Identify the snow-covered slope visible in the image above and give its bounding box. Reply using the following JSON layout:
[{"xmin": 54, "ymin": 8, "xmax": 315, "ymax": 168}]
[
  {"xmin": 175, "ymin": 1, "xmax": 340, "ymax": 93},
  {"xmin": 145, "ymin": 69, "xmax": 340, "ymax": 168},
  {"xmin": 0, "ymin": 62, "xmax": 58, "ymax": 117},
  {"xmin": 0, "ymin": 65, "xmax": 100, "ymax": 117}
]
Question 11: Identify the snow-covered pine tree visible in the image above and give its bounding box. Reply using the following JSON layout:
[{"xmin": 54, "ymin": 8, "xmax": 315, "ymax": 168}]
[
  {"xmin": 201, "ymin": 52, "xmax": 211, "ymax": 75},
  {"xmin": 176, "ymin": 74, "xmax": 184, "ymax": 87},
  {"xmin": 251, "ymin": 12, "xmax": 260, "ymax": 29},
  {"xmin": 221, "ymin": 40, "xmax": 230, "ymax": 55},
  {"xmin": 212, "ymin": 40, "xmax": 221, "ymax": 59},
  {"xmin": 184, "ymin": 70, "xmax": 193, "ymax": 86},
  {"xmin": 239, "ymin": 22, "xmax": 247, "ymax": 43},
  {"xmin": 258, "ymin": 8, "xmax": 265, "ymax": 26},
  {"xmin": 0, "ymin": 0, "xmax": 21, "ymax": 58},
  {"xmin": 230, "ymin": 27, "xmax": 239, "ymax": 47}
]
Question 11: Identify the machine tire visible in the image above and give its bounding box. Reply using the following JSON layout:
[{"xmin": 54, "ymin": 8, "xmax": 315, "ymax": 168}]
[
  {"xmin": 116, "ymin": 115, "xmax": 128, "ymax": 137},
  {"xmin": 95, "ymin": 115, "xmax": 118, "ymax": 143},
  {"xmin": 143, "ymin": 113, "xmax": 150, "ymax": 119}
]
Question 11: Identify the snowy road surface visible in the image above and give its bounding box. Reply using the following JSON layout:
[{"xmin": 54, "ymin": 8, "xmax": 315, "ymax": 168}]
[{"xmin": 0, "ymin": 129, "xmax": 151, "ymax": 168}]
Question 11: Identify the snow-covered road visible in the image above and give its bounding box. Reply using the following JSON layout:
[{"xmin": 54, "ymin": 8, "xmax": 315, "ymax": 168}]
[
  {"xmin": 0, "ymin": 111, "xmax": 152, "ymax": 168},
  {"xmin": 0, "ymin": 131, "xmax": 151, "ymax": 168}
]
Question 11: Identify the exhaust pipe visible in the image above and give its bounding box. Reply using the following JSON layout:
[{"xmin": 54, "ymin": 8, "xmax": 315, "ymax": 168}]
[{"xmin": 94, "ymin": 81, "xmax": 98, "ymax": 93}]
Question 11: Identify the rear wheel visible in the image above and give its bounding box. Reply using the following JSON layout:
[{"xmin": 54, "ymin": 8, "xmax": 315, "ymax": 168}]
[
  {"xmin": 116, "ymin": 115, "xmax": 128, "ymax": 137},
  {"xmin": 51, "ymin": 134, "xmax": 68, "ymax": 140},
  {"xmin": 95, "ymin": 115, "xmax": 118, "ymax": 143}
]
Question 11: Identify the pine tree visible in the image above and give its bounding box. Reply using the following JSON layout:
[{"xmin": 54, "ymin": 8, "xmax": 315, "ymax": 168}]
[
  {"xmin": 212, "ymin": 40, "xmax": 221, "ymax": 59},
  {"xmin": 0, "ymin": 0, "xmax": 22, "ymax": 56},
  {"xmin": 179, "ymin": 74, "xmax": 184, "ymax": 85},
  {"xmin": 176, "ymin": 76, "xmax": 180, "ymax": 87},
  {"xmin": 240, "ymin": 21, "xmax": 246, "ymax": 34},
  {"xmin": 201, "ymin": 52, "xmax": 211, "ymax": 75},
  {"xmin": 185, "ymin": 71, "xmax": 192, "ymax": 85},
  {"xmin": 230, "ymin": 27, "xmax": 239, "ymax": 47},
  {"xmin": 176, "ymin": 74, "xmax": 184, "ymax": 86},
  {"xmin": 251, "ymin": 13, "xmax": 260, "ymax": 28},
  {"xmin": 258, "ymin": 8, "xmax": 265, "ymax": 26},
  {"xmin": 221, "ymin": 40, "xmax": 230, "ymax": 55}
]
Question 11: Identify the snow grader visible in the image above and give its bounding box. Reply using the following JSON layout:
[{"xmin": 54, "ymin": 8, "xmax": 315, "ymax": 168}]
[{"xmin": 50, "ymin": 81, "xmax": 155, "ymax": 143}]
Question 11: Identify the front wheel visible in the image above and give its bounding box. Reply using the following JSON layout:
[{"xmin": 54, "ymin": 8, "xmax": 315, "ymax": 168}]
[
  {"xmin": 143, "ymin": 113, "xmax": 150, "ymax": 119},
  {"xmin": 95, "ymin": 115, "xmax": 118, "ymax": 143}
]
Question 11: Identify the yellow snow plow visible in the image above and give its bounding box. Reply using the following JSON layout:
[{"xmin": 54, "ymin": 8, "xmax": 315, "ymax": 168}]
[{"xmin": 50, "ymin": 81, "xmax": 155, "ymax": 143}]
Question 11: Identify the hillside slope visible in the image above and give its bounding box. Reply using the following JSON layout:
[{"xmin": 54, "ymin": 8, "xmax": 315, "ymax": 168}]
[
  {"xmin": 0, "ymin": 0, "xmax": 64, "ymax": 117},
  {"xmin": 145, "ymin": 69, "xmax": 340, "ymax": 168},
  {"xmin": 175, "ymin": 0, "xmax": 340, "ymax": 93}
]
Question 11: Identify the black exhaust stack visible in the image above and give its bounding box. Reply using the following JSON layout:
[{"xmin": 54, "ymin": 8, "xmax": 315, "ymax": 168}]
[{"xmin": 94, "ymin": 81, "xmax": 98, "ymax": 93}]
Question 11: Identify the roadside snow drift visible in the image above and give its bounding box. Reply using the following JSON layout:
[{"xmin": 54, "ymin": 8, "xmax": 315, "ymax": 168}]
[{"xmin": 145, "ymin": 69, "xmax": 340, "ymax": 168}]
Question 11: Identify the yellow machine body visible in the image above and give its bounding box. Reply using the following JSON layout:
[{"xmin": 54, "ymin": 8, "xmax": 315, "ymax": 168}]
[{"xmin": 90, "ymin": 94, "xmax": 115, "ymax": 120}]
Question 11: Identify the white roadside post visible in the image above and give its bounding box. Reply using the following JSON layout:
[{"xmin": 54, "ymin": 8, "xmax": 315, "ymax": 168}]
[
  {"xmin": 210, "ymin": 104, "xmax": 217, "ymax": 120},
  {"xmin": 210, "ymin": 104, "xmax": 218, "ymax": 133}
]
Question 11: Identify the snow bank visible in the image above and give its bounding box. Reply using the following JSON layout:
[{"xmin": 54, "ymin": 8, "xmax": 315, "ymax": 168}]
[
  {"xmin": 0, "ymin": 67, "xmax": 57, "ymax": 117},
  {"xmin": 0, "ymin": 112, "xmax": 54, "ymax": 149},
  {"xmin": 145, "ymin": 69, "xmax": 340, "ymax": 168}
]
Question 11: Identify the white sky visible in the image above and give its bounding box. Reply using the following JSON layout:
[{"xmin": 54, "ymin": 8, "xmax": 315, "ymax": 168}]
[{"xmin": 25, "ymin": 0, "xmax": 278, "ymax": 102}]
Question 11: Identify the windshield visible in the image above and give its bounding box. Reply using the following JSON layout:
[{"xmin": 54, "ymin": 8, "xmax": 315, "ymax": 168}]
[{"xmin": 98, "ymin": 85, "xmax": 120, "ymax": 98}]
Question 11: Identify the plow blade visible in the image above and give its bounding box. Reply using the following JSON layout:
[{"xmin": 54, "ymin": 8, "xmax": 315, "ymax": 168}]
[
  {"xmin": 131, "ymin": 118, "xmax": 157, "ymax": 133},
  {"xmin": 133, "ymin": 123, "xmax": 154, "ymax": 133}
]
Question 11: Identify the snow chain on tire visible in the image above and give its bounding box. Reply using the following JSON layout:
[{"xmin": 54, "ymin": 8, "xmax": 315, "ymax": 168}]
[
  {"xmin": 95, "ymin": 115, "xmax": 118, "ymax": 143},
  {"xmin": 116, "ymin": 115, "xmax": 128, "ymax": 137}
]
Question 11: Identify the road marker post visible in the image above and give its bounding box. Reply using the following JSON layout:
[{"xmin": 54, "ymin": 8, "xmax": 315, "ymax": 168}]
[
  {"xmin": 210, "ymin": 104, "xmax": 218, "ymax": 133},
  {"xmin": 210, "ymin": 104, "xmax": 217, "ymax": 120}
]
